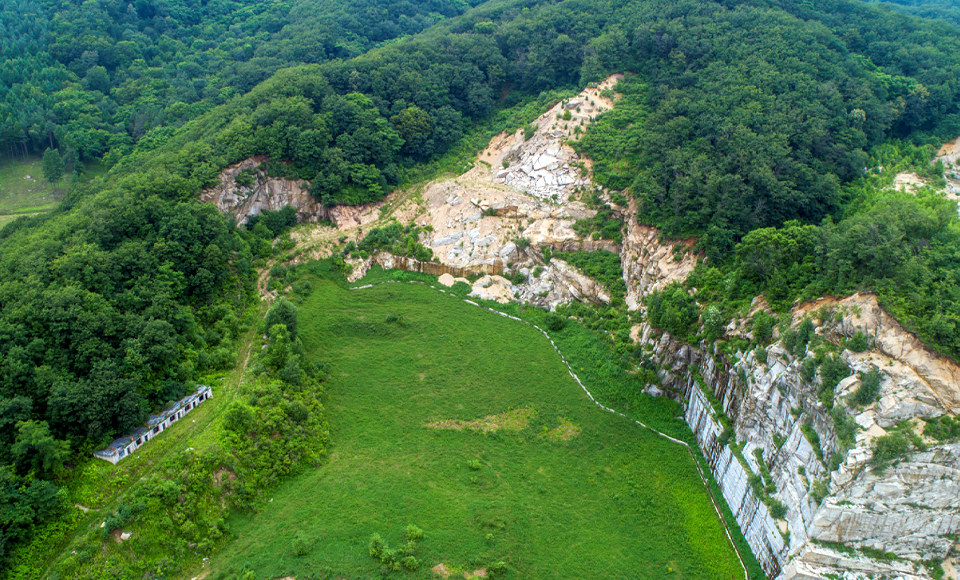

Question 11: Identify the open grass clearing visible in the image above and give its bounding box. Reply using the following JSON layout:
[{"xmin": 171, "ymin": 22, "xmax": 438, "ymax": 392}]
[
  {"xmin": 208, "ymin": 267, "xmax": 743, "ymax": 579},
  {"xmin": 0, "ymin": 157, "xmax": 65, "ymax": 216}
]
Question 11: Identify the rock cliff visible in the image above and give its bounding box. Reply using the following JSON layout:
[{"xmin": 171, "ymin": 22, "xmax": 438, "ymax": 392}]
[
  {"xmin": 637, "ymin": 294, "xmax": 960, "ymax": 579},
  {"xmin": 199, "ymin": 156, "xmax": 322, "ymax": 225}
]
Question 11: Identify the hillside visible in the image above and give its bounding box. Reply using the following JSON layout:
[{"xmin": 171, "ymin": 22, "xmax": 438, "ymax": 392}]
[{"xmin": 2, "ymin": 0, "xmax": 960, "ymax": 578}]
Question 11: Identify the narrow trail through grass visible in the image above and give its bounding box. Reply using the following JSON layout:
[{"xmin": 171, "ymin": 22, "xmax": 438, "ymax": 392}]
[{"xmin": 209, "ymin": 272, "xmax": 744, "ymax": 579}]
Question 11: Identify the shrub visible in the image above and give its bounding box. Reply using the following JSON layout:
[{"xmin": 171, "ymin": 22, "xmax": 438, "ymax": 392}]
[
  {"xmin": 830, "ymin": 407, "xmax": 858, "ymax": 450},
  {"xmin": 768, "ymin": 500, "xmax": 787, "ymax": 520},
  {"xmin": 404, "ymin": 524, "xmax": 423, "ymax": 541},
  {"xmin": 513, "ymin": 237, "xmax": 531, "ymax": 250},
  {"xmin": 801, "ymin": 422, "xmax": 824, "ymax": 462},
  {"xmin": 523, "ymin": 123, "xmax": 537, "ymax": 140},
  {"xmin": 510, "ymin": 271, "xmax": 527, "ymax": 285},
  {"xmin": 235, "ymin": 167, "xmax": 257, "ymax": 186},
  {"xmin": 755, "ymin": 347, "xmax": 768, "ymax": 365},
  {"xmin": 819, "ymin": 355, "xmax": 851, "ymax": 409},
  {"xmin": 792, "ymin": 318, "xmax": 816, "ymax": 356},
  {"xmin": 402, "ymin": 556, "xmax": 420, "ymax": 571},
  {"xmin": 645, "ymin": 283, "xmax": 698, "ymax": 340},
  {"xmin": 924, "ymin": 415, "xmax": 960, "ymax": 442},
  {"xmin": 369, "ymin": 533, "xmax": 386, "ymax": 558},
  {"xmin": 701, "ymin": 305, "xmax": 726, "ymax": 342},
  {"xmin": 292, "ymin": 534, "xmax": 310, "ymax": 556},
  {"xmin": 800, "ymin": 357, "xmax": 817, "ymax": 383},
  {"xmin": 871, "ymin": 432, "xmax": 910, "ymax": 471},
  {"xmin": 751, "ymin": 311, "xmax": 776, "ymax": 344},
  {"xmin": 810, "ymin": 479, "xmax": 829, "ymax": 504},
  {"xmin": 853, "ymin": 368, "xmax": 882, "ymax": 406},
  {"xmin": 846, "ymin": 331, "xmax": 870, "ymax": 352},
  {"xmin": 385, "ymin": 312, "xmax": 402, "ymax": 324},
  {"xmin": 544, "ymin": 312, "xmax": 567, "ymax": 332},
  {"xmin": 466, "ymin": 459, "xmax": 482, "ymax": 471}
]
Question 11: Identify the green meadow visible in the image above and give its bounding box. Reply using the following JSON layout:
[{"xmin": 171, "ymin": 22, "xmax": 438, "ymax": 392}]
[{"xmin": 209, "ymin": 270, "xmax": 743, "ymax": 579}]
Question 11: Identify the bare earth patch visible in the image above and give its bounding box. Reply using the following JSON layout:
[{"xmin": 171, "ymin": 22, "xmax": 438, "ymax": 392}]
[
  {"xmin": 426, "ymin": 408, "xmax": 535, "ymax": 433},
  {"xmin": 543, "ymin": 417, "xmax": 581, "ymax": 442},
  {"xmin": 465, "ymin": 568, "xmax": 487, "ymax": 579},
  {"xmin": 432, "ymin": 563, "xmax": 451, "ymax": 578}
]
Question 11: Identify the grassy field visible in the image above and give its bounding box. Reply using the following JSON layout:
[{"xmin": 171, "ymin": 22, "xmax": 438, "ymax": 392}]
[
  {"xmin": 208, "ymin": 269, "xmax": 743, "ymax": 579},
  {"xmin": 0, "ymin": 157, "xmax": 64, "ymax": 218},
  {"xmin": 0, "ymin": 156, "xmax": 107, "ymax": 228}
]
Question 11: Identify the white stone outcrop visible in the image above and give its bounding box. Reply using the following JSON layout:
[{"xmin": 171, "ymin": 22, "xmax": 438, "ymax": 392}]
[{"xmin": 637, "ymin": 302, "xmax": 960, "ymax": 579}]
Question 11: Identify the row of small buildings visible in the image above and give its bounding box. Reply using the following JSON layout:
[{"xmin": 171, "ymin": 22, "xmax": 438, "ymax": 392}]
[{"xmin": 93, "ymin": 385, "xmax": 213, "ymax": 464}]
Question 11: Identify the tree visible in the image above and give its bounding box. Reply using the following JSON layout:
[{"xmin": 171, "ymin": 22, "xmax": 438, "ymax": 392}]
[
  {"xmin": 11, "ymin": 421, "xmax": 70, "ymax": 479},
  {"xmin": 264, "ymin": 298, "xmax": 298, "ymax": 339},
  {"xmin": 41, "ymin": 149, "xmax": 64, "ymax": 184}
]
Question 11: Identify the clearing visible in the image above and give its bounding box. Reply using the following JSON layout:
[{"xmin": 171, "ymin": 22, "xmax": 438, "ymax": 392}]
[
  {"xmin": 207, "ymin": 269, "xmax": 743, "ymax": 579},
  {"xmin": 0, "ymin": 156, "xmax": 65, "ymax": 227}
]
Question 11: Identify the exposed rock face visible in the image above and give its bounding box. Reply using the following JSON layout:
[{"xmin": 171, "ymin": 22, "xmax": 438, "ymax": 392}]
[
  {"xmin": 637, "ymin": 299, "xmax": 960, "ymax": 579},
  {"xmin": 201, "ymin": 156, "xmax": 389, "ymax": 229},
  {"xmin": 491, "ymin": 75, "xmax": 622, "ymax": 203},
  {"xmin": 342, "ymin": 75, "xmax": 626, "ymax": 308},
  {"xmin": 199, "ymin": 156, "xmax": 323, "ymax": 225},
  {"xmin": 621, "ymin": 198, "xmax": 698, "ymax": 309},
  {"xmin": 795, "ymin": 293, "xmax": 960, "ymax": 414}
]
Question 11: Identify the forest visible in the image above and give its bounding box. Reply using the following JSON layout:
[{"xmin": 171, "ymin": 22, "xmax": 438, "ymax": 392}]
[{"xmin": 2, "ymin": 0, "xmax": 960, "ymax": 572}]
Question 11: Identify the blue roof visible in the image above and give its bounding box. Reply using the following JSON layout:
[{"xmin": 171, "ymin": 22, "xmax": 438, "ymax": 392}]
[{"xmin": 94, "ymin": 385, "xmax": 210, "ymax": 457}]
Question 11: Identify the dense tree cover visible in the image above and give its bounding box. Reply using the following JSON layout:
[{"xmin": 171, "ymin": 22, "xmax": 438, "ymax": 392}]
[
  {"xmin": 0, "ymin": 171, "xmax": 316, "ymax": 563},
  {"xmin": 687, "ymin": 145, "xmax": 960, "ymax": 362},
  {"xmin": 34, "ymin": 311, "xmax": 327, "ymax": 579},
  {"xmin": 578, "ymin": 0, "xmax": 960, "ymax": 242},
  {"xmin": 0, "ymin": 0, "xmax": 480, "ymax": 161}
]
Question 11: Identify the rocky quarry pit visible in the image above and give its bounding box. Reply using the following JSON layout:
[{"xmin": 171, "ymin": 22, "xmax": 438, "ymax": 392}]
[{"xmin": 200, "ymin": 76, "xmax": 960, "ymax": 579}]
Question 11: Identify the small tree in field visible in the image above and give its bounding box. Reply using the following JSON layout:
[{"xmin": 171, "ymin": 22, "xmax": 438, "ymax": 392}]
[{"xmin": 42, "ymin": 148, "xmax": 64, "ymax": 184}]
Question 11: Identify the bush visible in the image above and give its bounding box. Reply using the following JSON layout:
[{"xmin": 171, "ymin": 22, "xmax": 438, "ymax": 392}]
[
  {"xmin": 768, "ymin": 500, "xmax": 787, "ymax": 520},
  {"xmin": 369, "ymin": 533, "xmax": 386, "ymax": 558},
  {"xmin": 853, "ymin": 368, "xmax": 882, "ymax": 406},
  {"xmin": 645, "ymin": 283, "xmax": 698, "ymax": 340},
  {"xmin": 404, "ymin": 524, "xmax": 423, "ymax": 541},
  {"xmin": 292, "ymin": 534, "xmax": 310, "ymax": 556},
  {"xmin": 523, "ymin": 124, "xmax": 537, "ymax": 140},
  {"xmin": 385, "ymin": 312, "xmax": 405, "ymax": 325},
  {"xmin": 544, "ymin": 312, "xmax": 567, "ymax": 332},
  {"xmin": 701, "ymin": 305, "xmax": 726, "ymax": 342},
  {"xmin": 402, "ymin": 556, "xmax": 420, "ymax": 571},
  {"xmin": 751, "ymin": 311, "xmax": 776, "ymax": 344},
  {"xmin": 754, "ymin": 347, "xmax": 768, "ymax": 365},
  {"xmin": 925, "ymin": 415, "xmax": 960, "ymax": 442},
  {"xmin": 810, "ymin": 479, "xmax": 829, "ymax": 504},
  {"xmin": 846, "ymin": 331, "xmax": 870, "ymax": 352},
  {"xmin": 871, "ymin": 432, "xmax": 910, "ymax": 471}
]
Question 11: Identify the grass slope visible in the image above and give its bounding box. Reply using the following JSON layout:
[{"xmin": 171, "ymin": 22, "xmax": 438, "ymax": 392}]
[
  {"xmin": 0, "ymin": 157, "xmax": 107, "ymax": 228},
  {"xmin": 0, "ymin": 157, "xmax": 64, "ymax": 225},
  {"xmin": 209, "ymin": 272, "xmax": 742, "ymax": 579}
]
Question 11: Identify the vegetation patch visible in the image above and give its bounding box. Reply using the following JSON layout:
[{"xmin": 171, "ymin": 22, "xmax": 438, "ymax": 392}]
[
  {"xmin": 554, "ymin": 249, "xmax": 626, "ymax": 303},
  {"xmin": 426, "ymin": 408, "xmax": 536, "ymax": 434},
  {"xmin": 207, "ymin": 266, "xmax": 745, "ymax": 579},
  {"xmin": 542, "ymin": 417, "xmax": 582, "ymax": 442}
]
